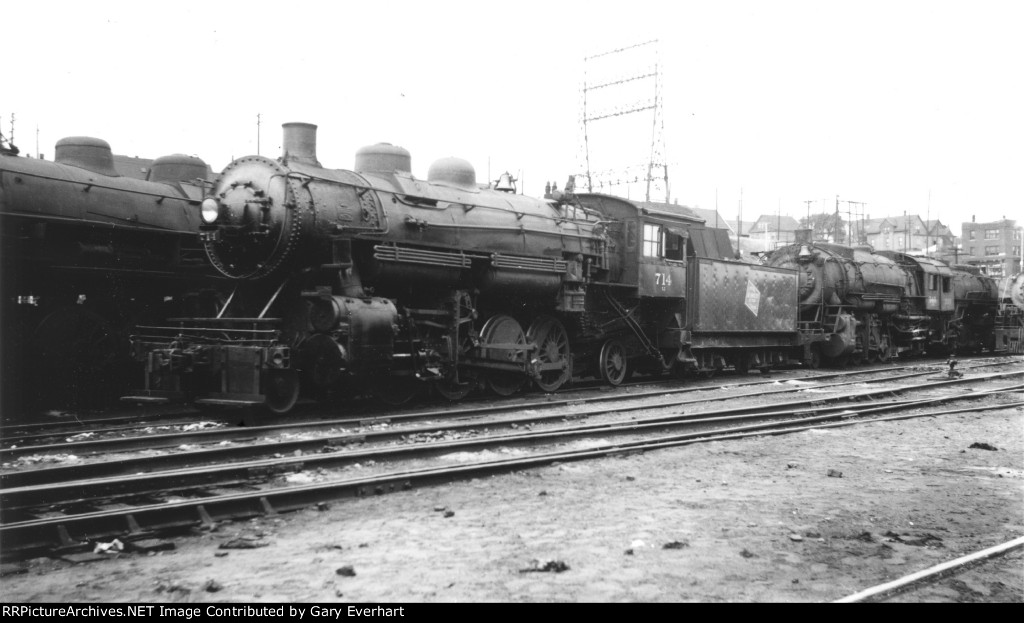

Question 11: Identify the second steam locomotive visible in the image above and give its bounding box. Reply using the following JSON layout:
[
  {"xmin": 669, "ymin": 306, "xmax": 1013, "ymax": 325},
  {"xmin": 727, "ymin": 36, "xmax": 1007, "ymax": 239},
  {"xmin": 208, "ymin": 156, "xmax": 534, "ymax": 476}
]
[{"xmin": 125, "ymin": 123, "xmax": 1018, "ymax": 414}]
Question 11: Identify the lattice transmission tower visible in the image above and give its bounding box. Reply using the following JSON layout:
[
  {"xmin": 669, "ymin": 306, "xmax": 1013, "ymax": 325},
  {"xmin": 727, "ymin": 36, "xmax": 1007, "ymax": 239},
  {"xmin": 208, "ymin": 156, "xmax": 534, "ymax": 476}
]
[{"xmin": 575, "ymin": 40, "xmax": 669, "ymax": 203}]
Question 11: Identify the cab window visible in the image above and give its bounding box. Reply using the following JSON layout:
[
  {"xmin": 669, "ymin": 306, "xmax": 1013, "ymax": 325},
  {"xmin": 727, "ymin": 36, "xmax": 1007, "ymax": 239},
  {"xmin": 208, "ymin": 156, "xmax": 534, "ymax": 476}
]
[
  {"xmin": 664, "ymin": 230, "xmax": 685, "ymax": 261},
  {"xmin": 642, "ymin": 223, "xmax": 662, "ymax": 257}
]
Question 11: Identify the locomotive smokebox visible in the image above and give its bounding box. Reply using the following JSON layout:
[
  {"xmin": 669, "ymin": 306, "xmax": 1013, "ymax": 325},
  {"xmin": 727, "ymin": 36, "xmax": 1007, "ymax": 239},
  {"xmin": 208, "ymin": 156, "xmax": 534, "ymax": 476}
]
[{"xmin": 282, "ymin": 122, "xmax": 320, "ymax": 166}]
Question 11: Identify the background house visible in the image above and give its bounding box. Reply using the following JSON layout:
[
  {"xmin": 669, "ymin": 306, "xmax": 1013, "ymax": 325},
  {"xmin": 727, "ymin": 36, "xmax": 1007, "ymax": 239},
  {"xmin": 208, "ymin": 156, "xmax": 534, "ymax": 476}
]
[{"xmin": 862, "ymin": 215, "xmax": 954, "ymax": 255}]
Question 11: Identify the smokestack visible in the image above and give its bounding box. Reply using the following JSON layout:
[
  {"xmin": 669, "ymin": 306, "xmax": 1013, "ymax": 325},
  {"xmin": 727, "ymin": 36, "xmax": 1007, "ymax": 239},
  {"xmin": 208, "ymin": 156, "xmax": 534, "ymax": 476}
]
[{"xmin": 282, "ymin": 122, "xmax": 320, "ymax": 166}]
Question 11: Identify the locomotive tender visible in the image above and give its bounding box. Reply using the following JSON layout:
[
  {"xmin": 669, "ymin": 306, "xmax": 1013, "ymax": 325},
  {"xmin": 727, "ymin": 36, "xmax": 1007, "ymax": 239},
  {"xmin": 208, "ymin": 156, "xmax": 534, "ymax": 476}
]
[
  {"xmin": 0, "ymin": 136, "xmax": 221, "ymax": 411},
  {"xmin": 127, "ymin": 123, "xmax": 824, "ymax": 413}
]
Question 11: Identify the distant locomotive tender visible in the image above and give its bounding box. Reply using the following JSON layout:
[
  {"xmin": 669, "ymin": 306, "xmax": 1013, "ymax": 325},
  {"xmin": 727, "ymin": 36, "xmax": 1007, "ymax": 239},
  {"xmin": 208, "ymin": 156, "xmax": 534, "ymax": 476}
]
[
  {"xmin": 128, "ymin": 123, "xmax": 826, "ymax": 413},
  {"xmin": 0, "ymin": 136, "xmax": 221, "ymax": 412}
]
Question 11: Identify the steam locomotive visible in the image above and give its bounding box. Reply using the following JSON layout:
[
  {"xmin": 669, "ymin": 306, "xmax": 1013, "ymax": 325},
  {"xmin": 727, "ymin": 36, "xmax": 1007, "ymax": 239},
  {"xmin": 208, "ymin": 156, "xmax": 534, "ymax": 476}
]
[
  {"xmin": 763, "ymin": 242, "xmax": 1011, "ymax": 365},
  {"xmin": 125, "ymin": 123, "xmax": 1019, "ymax": 415},
  {"xmin": 0, "ymin": 135, "xmax": 221, "ymax": 412}
]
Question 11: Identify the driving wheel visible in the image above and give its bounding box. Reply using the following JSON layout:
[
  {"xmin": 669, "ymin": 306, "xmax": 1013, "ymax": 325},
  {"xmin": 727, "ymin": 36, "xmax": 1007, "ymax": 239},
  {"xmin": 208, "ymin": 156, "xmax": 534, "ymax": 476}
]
[{"xmin": 479, "ymin": 314, "xmax": 527, "ymax": 396}]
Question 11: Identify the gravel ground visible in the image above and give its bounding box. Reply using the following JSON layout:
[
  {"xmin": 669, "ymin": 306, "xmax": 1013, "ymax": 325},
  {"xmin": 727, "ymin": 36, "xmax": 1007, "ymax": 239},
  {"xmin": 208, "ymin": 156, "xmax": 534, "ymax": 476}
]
[{"xmin": 1, "ymin": 393, "xmax": 1021, "ymax": 603}]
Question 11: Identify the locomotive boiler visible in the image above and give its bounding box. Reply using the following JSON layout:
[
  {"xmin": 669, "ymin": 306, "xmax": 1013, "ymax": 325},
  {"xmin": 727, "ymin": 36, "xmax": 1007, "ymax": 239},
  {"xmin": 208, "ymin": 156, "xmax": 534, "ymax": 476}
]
[{"xmin": 0, "ymin": 136, "xmax": 221, "ymax": 412}]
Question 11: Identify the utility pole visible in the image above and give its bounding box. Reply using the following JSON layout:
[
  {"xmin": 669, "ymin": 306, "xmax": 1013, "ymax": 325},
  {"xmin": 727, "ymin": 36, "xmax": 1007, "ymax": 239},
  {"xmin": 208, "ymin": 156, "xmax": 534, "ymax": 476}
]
[
  {"xmin": 257, "ymin": 113, "xmax": 261, "ymax": 155},
  {"xmin": 926, "ymin": 189, "xmax": 931, "ymax": 258},
  {"xmin": 776, "ymin": 198, "xmax": 781, "ymax": 250},
  {"xmin": 737, "ymin": 188, "xmax": 743, "ymax": 258},
  {"xmin": 834, "ymin": 195, "xmax": 840, "ymax": 243},
  {"xmin": 904, "ymin": 211, "xmax": 909, "ymax": 252}
]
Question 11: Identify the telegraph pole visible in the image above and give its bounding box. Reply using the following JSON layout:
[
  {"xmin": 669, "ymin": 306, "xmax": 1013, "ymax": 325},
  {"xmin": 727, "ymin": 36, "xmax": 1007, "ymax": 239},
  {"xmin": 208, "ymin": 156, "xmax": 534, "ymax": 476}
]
[
  {"xmin": 257, "ymin": 113, "xmax": 261, "ymax": 155},
  {"xmin": 834, "ymin": 195, "xmax": 840, "ymax": 243},
  {"xmin": 737, "ymin": 188, "xmax": 743, "ymax": 258},
  {"xmin": 926, "ymin": 189, "xmax": 931, "ymax": 258}
]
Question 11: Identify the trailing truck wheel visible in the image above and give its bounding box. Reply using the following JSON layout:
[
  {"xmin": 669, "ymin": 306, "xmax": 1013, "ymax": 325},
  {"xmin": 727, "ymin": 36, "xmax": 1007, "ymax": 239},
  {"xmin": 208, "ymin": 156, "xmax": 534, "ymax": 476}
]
[
  {"xmin": 527, "ymin": 316, "xmax": 572, "ymax": 392},
  {"xmin": 598, "ymin": 339, "xmax": 630, "ymax": 386},
  {"xmin": 263, "ymin": 370, "xmax": 300, "ymax": 415},
  {"xmin": 480, "ymin": 314, "xmax": 527, "ymax": 396}
]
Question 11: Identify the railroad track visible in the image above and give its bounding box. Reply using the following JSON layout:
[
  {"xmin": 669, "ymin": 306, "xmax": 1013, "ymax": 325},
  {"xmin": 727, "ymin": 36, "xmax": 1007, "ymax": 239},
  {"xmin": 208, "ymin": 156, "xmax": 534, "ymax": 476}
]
[
  {"xmin": 1, "ymin": 365, "xmax": 1020, "ymax": 561},
  {"xmin": 3, "ymin": 353, "xmax": 1013, "ymax": 440},
  {"xmin": 2, "ymin": 359, "xmax": 1011, "ymax": 458}
]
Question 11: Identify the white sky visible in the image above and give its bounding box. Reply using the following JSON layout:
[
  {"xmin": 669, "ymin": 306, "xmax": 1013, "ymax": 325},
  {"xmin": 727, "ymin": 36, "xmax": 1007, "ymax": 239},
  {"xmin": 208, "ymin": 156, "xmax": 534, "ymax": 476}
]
[{"xmin": 7, "ymin": 0, "xmax": 1023, "ymax": 235}]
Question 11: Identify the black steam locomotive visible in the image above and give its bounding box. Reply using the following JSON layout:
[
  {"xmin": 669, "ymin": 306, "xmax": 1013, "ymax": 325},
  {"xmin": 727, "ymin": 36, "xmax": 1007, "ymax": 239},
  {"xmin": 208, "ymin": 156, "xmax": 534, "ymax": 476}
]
[
  {"xmin": 764, "ymin": 242, "xmax": 1010, "ymax": 365},
  {"xmin": 125, "ymin": 123, "xmax": 1018, "ymax": 415},
  {"xmin": 0, "ymin": 135, "xmax": 221, "ymax": 413}
]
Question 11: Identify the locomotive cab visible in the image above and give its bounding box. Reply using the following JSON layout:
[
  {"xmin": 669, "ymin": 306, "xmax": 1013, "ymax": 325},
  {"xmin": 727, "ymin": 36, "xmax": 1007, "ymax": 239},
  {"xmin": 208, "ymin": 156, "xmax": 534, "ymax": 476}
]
[
  {"xmin": 877, "ymin": 252, "xmax": 954, "ymax": 313},
  {"xmin": 638, "ymin": 219, "xmax": 687, "ymax": 298}
]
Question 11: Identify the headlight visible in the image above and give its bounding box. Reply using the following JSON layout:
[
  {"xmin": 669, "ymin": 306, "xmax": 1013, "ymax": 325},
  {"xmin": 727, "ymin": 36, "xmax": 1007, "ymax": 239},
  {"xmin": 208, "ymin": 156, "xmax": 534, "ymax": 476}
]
[{"xmin": 201, "ymin": 198, "xmax": 220, "ymax": 224}]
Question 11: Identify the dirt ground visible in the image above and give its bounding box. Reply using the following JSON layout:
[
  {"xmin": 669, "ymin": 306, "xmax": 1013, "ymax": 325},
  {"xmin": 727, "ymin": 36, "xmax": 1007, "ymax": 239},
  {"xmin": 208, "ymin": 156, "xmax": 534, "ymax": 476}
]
[{"xmin": 2, "ymin": 400, "xmax": 1022, "ymax": 603}]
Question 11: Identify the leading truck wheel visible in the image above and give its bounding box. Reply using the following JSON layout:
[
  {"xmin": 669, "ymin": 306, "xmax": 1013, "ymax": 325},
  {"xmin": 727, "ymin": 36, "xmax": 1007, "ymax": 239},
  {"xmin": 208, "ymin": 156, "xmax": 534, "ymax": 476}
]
[
  {"xmin": 599, "ymin": 339, "xmax": 630, "ymax": 386},
  {"xmin": 527, "ymin": 316, "xmax": 573, "ymax": 392},
  {"xmin": 263, "ymin": 370, "xmax": 300, "ymax": 415}
]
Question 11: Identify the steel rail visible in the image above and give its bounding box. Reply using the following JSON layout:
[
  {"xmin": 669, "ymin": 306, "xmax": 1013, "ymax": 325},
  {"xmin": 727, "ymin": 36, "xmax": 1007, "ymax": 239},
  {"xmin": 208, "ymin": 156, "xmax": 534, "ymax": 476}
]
[
  {"xmin": 2, "ymin": 388, "xmax": 1021, "ymax": 561},
  {"xmin": 5, "ymin": 363, "xmax": 1010, "ymax": 461},
  {"xmin": 5, "ymin": 384, "xmax": 1021, "ymax": 514},
  {"xmin": 2, "ymin": 356, "xmax": 1011, "ymax": 442},
  {"xmin": 832, "ymin": 535, "xmax": 1024, "ymax": 603},
  {"xmin": 5, "ymin": 375, "xmax": 1022, "ymax": 493}
]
